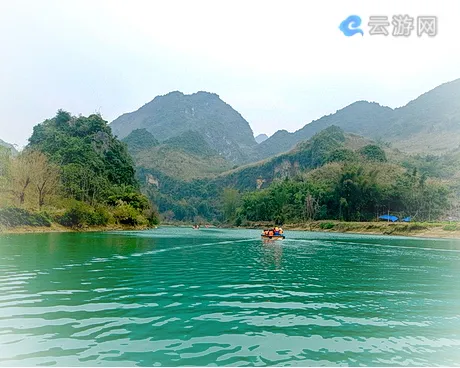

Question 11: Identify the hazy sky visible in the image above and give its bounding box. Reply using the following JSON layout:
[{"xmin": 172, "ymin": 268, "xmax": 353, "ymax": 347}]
[{"xmin": 1, "ymin": 0, "xmax": 460, "ymax": 147}]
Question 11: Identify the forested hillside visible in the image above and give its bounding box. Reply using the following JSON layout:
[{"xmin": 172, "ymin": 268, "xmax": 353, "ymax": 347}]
[
  {"xmin": 0, "ymin": 110, "xmax": 159, "ymax": 229},
  {"xmin": 135, "ymin": 126, "xmax": 456, "ymax": 224}
]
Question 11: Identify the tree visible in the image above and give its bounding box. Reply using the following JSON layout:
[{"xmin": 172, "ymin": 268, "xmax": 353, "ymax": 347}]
[
  {"xmin": 0, "ymin": 147, "xmax": 11, "ymax": 205},
  {"xmin": 358, "ymin": 145, "xmax": 387, "ymax": 162},
  {"xmin": 8, "ymin": 152, "xmax": 34, "ymax": 206},
  {"xmin": 6, "ymin": 150, "xmax": 61, "ymax": 208},
  {"xmin": 304, "ymin": 193, "xmax": 320, "ymax": 221},
  {"xmin": 327, "ymin": 148, "xmax": 357, "ymax": 163},
  {"xmin": 28, "ymin": 151, "xmax": 60, "ymax": 209},
  {"xmin": 222, "ymin": 188, "xmax": 241, "ymax": 223}
]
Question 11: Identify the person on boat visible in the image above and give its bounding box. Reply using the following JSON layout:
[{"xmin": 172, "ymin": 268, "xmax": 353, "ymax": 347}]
[
  {"xmin": 279, "ymin": 228, "xmax": 284, "ymax": 234},
  {"xmin": 274, "ymin": 226, "xmax": 280, "ymax": 235},
  {"xmin": 268, "ymin": 229, "xmax": 274, "ymax": 237}
]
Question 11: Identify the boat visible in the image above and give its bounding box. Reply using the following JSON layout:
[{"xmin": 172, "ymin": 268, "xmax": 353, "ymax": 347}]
[
  {"xmin": 261, "ymin": 227, "xmax": 285, "ymax": 240},
  {"xmin": 261, "ymin": 234, "xmax": 285, "ymax": 240}
]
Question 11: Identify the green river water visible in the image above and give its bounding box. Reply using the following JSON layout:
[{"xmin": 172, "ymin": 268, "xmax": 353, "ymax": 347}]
[{"xmin": 0, "ymin": 227, "xmax": 460, "ymax": 366}]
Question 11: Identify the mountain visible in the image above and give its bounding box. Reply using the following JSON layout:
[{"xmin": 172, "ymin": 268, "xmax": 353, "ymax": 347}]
[
  {"xmin": 387, "ymin": 79, "xmax": 460, "ymax": 153},
  {"xmin": 257, "ymin": 78, "xmax": 460, "ymax": 159},
  {"xmin": 135, "ymin": 124, "xmax": 458, "ymax": 222},
  {"xmin": 137, "ymin": 126, "xmax": 405, "ymax": 222},
  {"xmin": 163, "ymin": 130, "xmax": 219, "ymax": 157},
  {"xmin": 255, "ymin": 133, "xmax": 269, "ymax": 143},
  {"xmin": 123, "ymin": 129, "xmax": 232, "ymax": 181},
  {"xmin": 0, "ymin": 139, "xmax": 18, "ymax": 155},
  {"xmin": 212, "ymin": 126, "xmax": 378, "ymax": 192},
  {"xmin": 111, "ymin": 91, "xmax": 257, "ymax": 163}
]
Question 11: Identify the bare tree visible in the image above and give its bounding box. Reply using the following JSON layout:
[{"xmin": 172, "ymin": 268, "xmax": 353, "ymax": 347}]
[
  {"xmin": 8, "ymin": 151, "xmax": 60, "ymax": 208},
  {"xmin": 8, "ymin": 152, "xmax": 33, "ymax": 206},
  {"xmin": 304, "ymin": 193, "xmax": 320, "ymax": 222},
  {"xmin": 0, "ymin": 147, "xmax": 11, "ymax": 195},
  {"xmin": 29, "ymin": 151, "xmax": 60, "ymax": 209}
]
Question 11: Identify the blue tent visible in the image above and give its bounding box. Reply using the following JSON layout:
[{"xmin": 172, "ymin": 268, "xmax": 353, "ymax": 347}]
[
  {"xmin": 402, "ymin": 217, "xmax": 411, "ymax": 222},
  {"xmin": 379, "ymin": 214, "xmax": 399, "ymax": 222}
]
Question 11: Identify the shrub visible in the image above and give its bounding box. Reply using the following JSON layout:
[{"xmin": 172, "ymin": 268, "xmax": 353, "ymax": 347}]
[
  {"xmin": 407, "ymin": 223, "xmax": 428, "ymax": 231},
  {"xmin": 0, "ymin": 207, "xmax": 52, "ymax": 227},
  {"xmin": 92, "ymin": 205, "xmax": 112, "ymax": 226},
  {"xmin": 112, "ymin": 204, "xmax": 147, "ymax": 226},
  {"xmin": 320, "ymin": 222, "xmax": 335, "ymax": 230},
  {"xmin": 443, "ymin": 224, "xmax": 458, "ymax": 231},
  {"xmin": 107, "ymin": 187, "xmax": 150, "ymax": 210},
  {"xmin": 57, "ymin": 202, "xmax": 92, "ymax": 227},
  {"xmin": 57, "ymin": 201, "xmax": 111, "ymax": 228},
  {"xmin": 148, "ymin": 212, "xmax": 160, "ymax": 226}
]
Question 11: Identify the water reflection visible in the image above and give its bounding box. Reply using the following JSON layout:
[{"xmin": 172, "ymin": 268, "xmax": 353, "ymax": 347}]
[{"xmin": 261, "ymin": 239, "xmax": 283, "ymax": 269}]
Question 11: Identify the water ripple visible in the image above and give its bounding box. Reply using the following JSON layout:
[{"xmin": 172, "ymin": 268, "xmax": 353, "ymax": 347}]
[{"xmin": 0, "ymin": 228, "xmax": 460, "ymax": 366}]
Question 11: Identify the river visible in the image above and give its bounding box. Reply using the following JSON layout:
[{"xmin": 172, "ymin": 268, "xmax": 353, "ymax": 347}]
[{"xmin": 1, "ymin": 227, "xmax": 460, "ymax": 366}]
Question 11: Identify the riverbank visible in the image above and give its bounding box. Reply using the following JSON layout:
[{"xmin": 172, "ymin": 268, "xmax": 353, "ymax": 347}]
[
  {"xmin": 279, "ymin": 221, "xmax": 460, "ymax": 239},
  {"xmin": 2, "ymin": 221, "xmax": 459, "ymax": 239},
  {"xmin": 151, "ymin": 221, "xmax": 460, "ymax": 239},
  {"xmin": 0, "ymin": 223, "xmax": 154, "ymax": 235}
]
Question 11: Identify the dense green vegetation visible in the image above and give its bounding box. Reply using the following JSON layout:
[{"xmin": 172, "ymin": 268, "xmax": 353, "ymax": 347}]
[
  {"xmin": 0, "ymin": 111, "xmax": 159, "ymax": 229},
  {"xmin": 29, "ymin": 110, "xmax": 137, "ymax": 201},
  {"xmin": 238, "ymin": 163, "xmax": 449, "ymax": 224},
  {"xmin": 132, "ymin": 126, "xmax": 457, "ymax": 224},
  {"xmin": 0, "ymin": 207, "xmax": 52, "ymax": 227},
  {"xmin": 122, "ymin": 128, "xmax": 159, "ymax": 155}
]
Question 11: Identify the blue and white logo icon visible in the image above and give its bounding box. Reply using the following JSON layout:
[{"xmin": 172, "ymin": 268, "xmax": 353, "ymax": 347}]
[{"xmin": 339, "ymin": 15, "xmax": 364, "ymax": 37}]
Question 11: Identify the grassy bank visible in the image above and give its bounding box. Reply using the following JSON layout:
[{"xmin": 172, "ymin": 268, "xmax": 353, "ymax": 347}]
[
  {"xmin": 0, "ymin": 223, "xmax": 155, "ymax": 235},
  {"xmin": 0, "ymin": 206, "xmax": 157, "ymax": 235},
  {"xmin": 279, "ymin": 221, "xmax": 460, "ymax": 239},
  {"xmin": 3, "ymin": 218, "xmax": 459, "ymax": 239},
  {"xmin": 243, "ymin": 220, "xmax": 460, "ymax": 239}
]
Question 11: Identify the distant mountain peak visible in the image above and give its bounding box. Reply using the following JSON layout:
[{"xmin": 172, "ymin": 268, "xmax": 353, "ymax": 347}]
[
  {"xmin": 110, "ymin": 91, "xmax": 256, "ymax": 162},
  {"xmin": 255, "ymin": 133, "xmax": 269, "ymax": 144},
  {"xmin": 256, "ymin": 77, "xmax": 460, "ymax": 158},
  {"xmin": 193, "ymin": 91, "xmax": 220, "ymax": 98},
  {"xmin": 339, "ymin": 100, "xmax": 390, "ymax": 112},
  {"xmin": 153, "ymin": 90, "xmax": 219, "ymax": 101}
]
